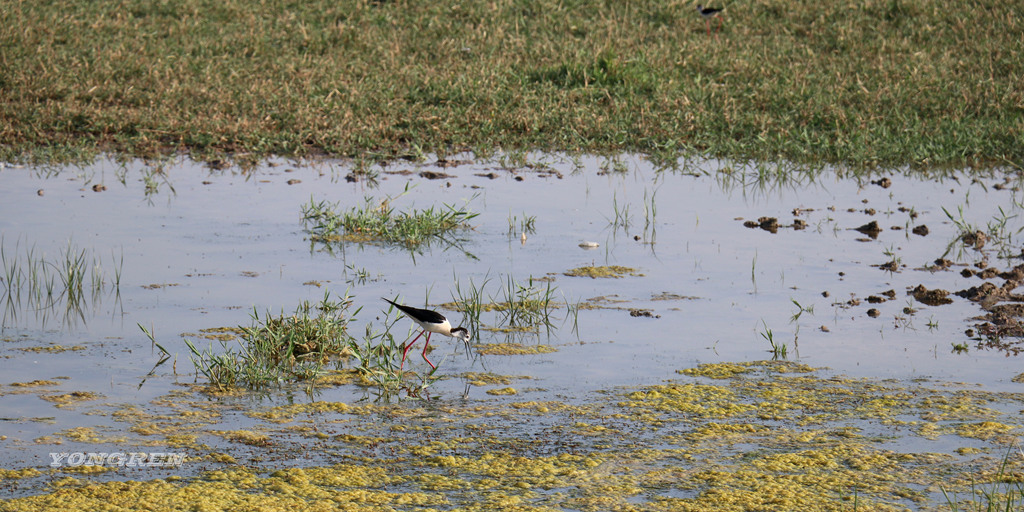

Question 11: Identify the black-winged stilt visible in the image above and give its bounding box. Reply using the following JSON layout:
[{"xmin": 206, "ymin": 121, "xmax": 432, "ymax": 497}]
[
  {"xmin": 696, "ymin": 5, "xmax": 724, "ymax": 36},
  {"xmin": 383, "ymin": 298, "xmax": 471, "ymax": 370}
]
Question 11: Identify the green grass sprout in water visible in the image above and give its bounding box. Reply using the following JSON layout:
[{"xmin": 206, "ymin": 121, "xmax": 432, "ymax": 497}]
[
  {"xmin": 182, "ymin": 291, "xmax": 449, "ymax": 399},
  {"xmin": 301, "ymin": 187, "xmax": 479, "ymax": 252},
  {"xmin": 347, "ymin": 306, "xmax": 446, "ymax": 401},
  {"xmin": 1, "ymin": 237, "xmax": 122, "ymax": 328},
  {"xmin": 450, "ymin": 274, "xmax": 567, "ymax": 337},
  {"xmin": 0, "ymin": 0, "xmax": 1021, "ymax": 168},
  {"xmin": 183, "ymin": 292, "xmax": 358, "ymax": 391}
]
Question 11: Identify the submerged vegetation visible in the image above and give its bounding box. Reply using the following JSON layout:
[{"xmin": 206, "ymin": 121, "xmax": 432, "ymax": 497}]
[{"xmin": 1, "ymin": 0, "xmax": 1021, "ymax": 168}]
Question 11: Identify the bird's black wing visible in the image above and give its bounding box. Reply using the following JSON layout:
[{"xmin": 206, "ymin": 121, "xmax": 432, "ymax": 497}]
[{"xmin": 383, "ymin": 298, "xmax": 447, "ymax": 323}]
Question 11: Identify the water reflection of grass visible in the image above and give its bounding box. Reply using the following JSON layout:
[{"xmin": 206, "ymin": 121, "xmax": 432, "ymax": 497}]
[{"xmin": 0, "ymin": 238, "xmax": 122, "ymax": 328}]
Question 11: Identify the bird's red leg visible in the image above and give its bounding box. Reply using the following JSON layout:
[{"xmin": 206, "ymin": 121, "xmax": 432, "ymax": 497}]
[
  {"xmin": 705, "ymin": 19, "xmax": 711, "ymax": 35},
  {"xmin": 421, "ymin": 332, "xmax": 436, "ymax": 369},
  {"xmin": 401, "ymin": 331, "xmax": 425, "ymax": 369}
]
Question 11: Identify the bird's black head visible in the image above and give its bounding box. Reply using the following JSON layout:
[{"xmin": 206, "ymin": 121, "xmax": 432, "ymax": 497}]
[{"xmin": 450, "ymin": 327, "xmax": 471, "ymax": 343}]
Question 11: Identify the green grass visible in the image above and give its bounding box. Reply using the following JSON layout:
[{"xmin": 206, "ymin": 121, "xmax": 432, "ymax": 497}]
[
  {"xmin": 760, "ymin": 321, "xmax": 787, "ymax": 359},
  {"xmin": 180, "ymin": 291, "xmax": 447, "ymax": 398},
  {"xmin": 301, "ymin": 188, "xmax": 479, "ymax": 251},
  {"xmin": 348, "ymin": 308, "xmax": 441, "ymax": 400},
  {"xmin": 183, "ymin": 292, "xmax": 358, "ymax": 391},
  {"xmin": 449, "ymin": 274, "xmax": 564, "ymax": 335},
  {"xmin": 1, "ymin": 0, "xmax": 1021, "ymax": 168}
]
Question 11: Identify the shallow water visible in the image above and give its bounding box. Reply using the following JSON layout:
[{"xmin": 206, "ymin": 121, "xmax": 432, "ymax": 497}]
[{"xmin": 1, "ymin": 155, "xmax": 1023, "ymax": 505}]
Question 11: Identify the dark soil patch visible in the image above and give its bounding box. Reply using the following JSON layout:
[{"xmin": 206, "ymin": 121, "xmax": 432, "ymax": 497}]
[
  {"xmin": 911, "ymin": 285, "xmax": 953, "ymax": 306},
  {"xmin": 854, "ymin": 221, "xmax": 881, "ymax": 238}
]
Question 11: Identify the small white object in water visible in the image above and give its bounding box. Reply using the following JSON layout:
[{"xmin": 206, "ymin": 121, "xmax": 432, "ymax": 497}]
[{"xmin": 579, "ymin": 241, "xmax": 600, "ymax": 249}]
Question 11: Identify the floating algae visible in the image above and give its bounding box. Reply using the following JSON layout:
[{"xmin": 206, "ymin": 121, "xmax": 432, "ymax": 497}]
[
  {"xmin": 3, "ymin": 361, "xmax": 1023, "ymax": 511},
  {"xmin": 564, "ymin": 265, "xmax": 642, "ymax": 279},
  {"xmin": 475, "ymin": 343, "xmax": 557, "ymax": 356}
]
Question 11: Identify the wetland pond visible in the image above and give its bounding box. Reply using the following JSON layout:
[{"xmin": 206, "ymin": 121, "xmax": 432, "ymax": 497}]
[{"xmin": 1, "ymin": 155, "xmax": 1023, "ymax": 511}]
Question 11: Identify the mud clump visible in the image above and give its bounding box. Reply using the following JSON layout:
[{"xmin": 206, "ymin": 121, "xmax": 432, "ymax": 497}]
[
  {"xmin": 911, "ymin": 285, "xmax": 953, "ymax": 306},
  {"xmin": 956, "ymin": 282, "xmax": 1006, "ymax": 303},
  {"xmin": 866, "ymin": 291, "xmax": 895, "ymax": 303},
  {"xmin": 743, "ymin": 217, "xmax": 779, "ymax": 233},
  {"xmin": 912, "ymin": 225, "xmax": 929, "ymax": 236},
  {"xmin": 880, "ymin": 260, "xmax": 900, "ymax": 272},
  {"xmin": 420, "ymin": 170, "xmax": 454, "ymax": 180},
  {"xmin": 998, "ymin": 264, "xmax": 1024, "ymax": 282},
  {"xmin": 957, "ymin": 263, "xmax": 1024, "ymax": 348},
  {"xmin": 872, "ymin": 177, "xmax": 892, "ymax": 188},
  {"xmin": 962, "ymin": 231, "xmax": 987, "ymax": 250},
  {"xmin": 629, "ymin": 309, "xmax": 660, "ymax": 318},
  {"xmin": 854, "ymin": 221, "xmax": 881, "ymax": 238}
]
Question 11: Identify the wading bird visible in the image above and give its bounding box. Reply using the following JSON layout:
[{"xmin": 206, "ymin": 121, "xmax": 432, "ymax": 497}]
[
  {"xmin": 383, "ymin": 298, "xmax": 471, "ymax": 370},
  {"xmin": 697, "ymin": 4, "xmax": 724, "ymax": 36}
]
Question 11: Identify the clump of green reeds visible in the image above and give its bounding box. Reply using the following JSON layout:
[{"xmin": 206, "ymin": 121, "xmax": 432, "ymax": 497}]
[
  {"xmin": 0, "ymin": 237, "xmax": 122, "ymax": 327},
  {"xmin": 301, "ymin": 188, "xmax": 479, "ymax": 251},
  {"xmin": 497, "ymin": 275, "xmax": 557, "ymax": 331},
  {"xmin": 183, "ymin": 291, "xmax": 357, "ymax": 390},
  {"xmin": 451, "ymin": 274, "xmax": 567, "ymax": 336}
]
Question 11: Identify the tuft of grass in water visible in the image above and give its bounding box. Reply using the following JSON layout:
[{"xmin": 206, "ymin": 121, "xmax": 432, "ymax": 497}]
[
  {"xmin": 0, "ymin": 237, "xmax": 122, "ymax": 328},
  {"xmin": 760, "ymin": 321, "xmax": 787, "ymax": 359},
  {"xmin": 4, "ymin": 1, "xmax": 1020, "ymax": 168},
  {"xmin": 942, "ymin": 446, "xmax": 1024, "ymax": 512},
  {"xmin": 641, "ymin": 186, "xmax": 659, "ymax": 245},
  {"xmin": 604, "ymin": 192, "xmax": 632, "ymax": 233},
  {"xmin": 506, "ymin": 212, "xmax": 537, "ymax": 237},
  {"xmin": 301, "ymin": 188, "xmax": 479, "ymax": 252},
  {"xmin": 942, "ymin": 205, "xmax": 1024, "ymax": 262},
  {"xmin": 496, "ymin": 275, "xmax": 556, "ymax": 332},
  {"xmin": 452, "ymin": 272, "xmax": 491, "ymax": 338},
  {"xmin": 450, "ymin": 274, "xmax": 572, "ymax": 336},
  {"xmin": 138, "ymin": 323, "xmax": 174, "ymax": 388},
  {"xmin": 183, "ymin": 291, "xmax": 357, "ymax": 391}
]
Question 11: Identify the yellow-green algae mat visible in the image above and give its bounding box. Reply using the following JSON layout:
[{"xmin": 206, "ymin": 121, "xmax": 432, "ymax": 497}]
[{"xmin": 3, "ymin": 361, "xmax": 1024, "ymax": 511}]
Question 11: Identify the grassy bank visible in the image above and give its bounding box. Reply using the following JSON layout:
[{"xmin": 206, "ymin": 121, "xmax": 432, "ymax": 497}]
[{"xmin": 1, "ymin": 0, "xmax": 1021, "ymax": 168}]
